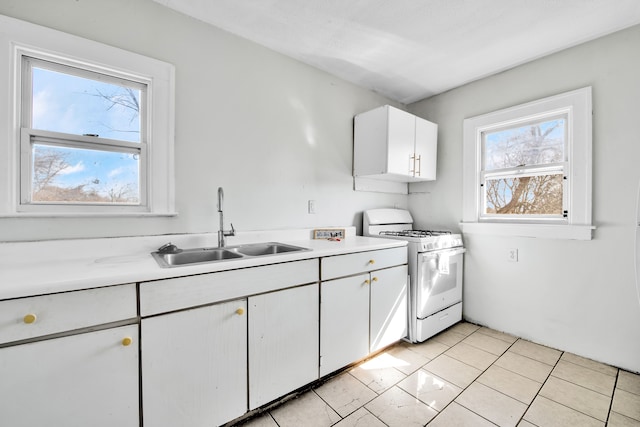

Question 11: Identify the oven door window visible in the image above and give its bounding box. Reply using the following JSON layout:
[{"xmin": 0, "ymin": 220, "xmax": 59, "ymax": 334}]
[{"xmin": 417, "ymin": 250, "xmax": 464, "ymax": 319}]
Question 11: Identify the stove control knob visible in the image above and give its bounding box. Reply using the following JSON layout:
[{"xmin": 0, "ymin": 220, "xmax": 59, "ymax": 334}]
[{"xmin": 426, "ymin": 243, "xmax": 433, "ymax": 251}]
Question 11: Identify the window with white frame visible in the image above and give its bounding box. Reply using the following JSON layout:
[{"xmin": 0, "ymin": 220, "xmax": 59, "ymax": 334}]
[
  {"xmin": 0, "ymin": 14, "xmax": 175, "ymax": 216},
  {"xmin": 461, "ymin": 87, "xmax": 593, "ymax": 240}
]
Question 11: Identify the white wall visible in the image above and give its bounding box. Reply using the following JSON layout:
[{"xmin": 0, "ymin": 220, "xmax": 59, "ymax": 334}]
[
  {"xmin": 0, "ymin": 0, "xmax": 406, "ymax": 242},
  {"xmin": 409, "ymin": 25, "xmax": 640, "ymax": 372}
]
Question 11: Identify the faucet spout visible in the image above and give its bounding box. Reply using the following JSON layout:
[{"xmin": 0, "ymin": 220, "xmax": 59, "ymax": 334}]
[{"xmin": 217, "ymin": 187, "xmax": 235, "ymax": 247}]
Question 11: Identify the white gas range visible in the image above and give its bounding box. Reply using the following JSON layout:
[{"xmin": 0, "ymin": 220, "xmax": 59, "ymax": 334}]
[{"xmin": 363, "ymin": 208, "xmax": 465, "ymax": 343}]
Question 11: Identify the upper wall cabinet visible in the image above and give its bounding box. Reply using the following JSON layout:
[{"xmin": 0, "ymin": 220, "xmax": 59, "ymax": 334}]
[{"xmin": 354, "ymin": 105, "xmax": 437, "ymax": 182}]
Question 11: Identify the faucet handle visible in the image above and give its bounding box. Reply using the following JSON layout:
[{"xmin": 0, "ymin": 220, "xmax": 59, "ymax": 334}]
[{"xmin": 225, "ymin": 223, "xmax": 236, "ymax": 237}]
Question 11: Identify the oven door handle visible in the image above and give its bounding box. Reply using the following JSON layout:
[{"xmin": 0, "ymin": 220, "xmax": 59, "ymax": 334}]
[{"xmin": 420, "ymin": 247, "xmax": 466, "ymax": 259}]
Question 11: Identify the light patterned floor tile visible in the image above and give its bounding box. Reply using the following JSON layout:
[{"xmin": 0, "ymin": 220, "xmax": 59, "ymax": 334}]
[
  {"xmin": 495, "ymin": 351, "xmax": 553, "ymax": 382},
  {"xmin": 448, "ymin": 321, "xmax": 481, "ymax": 337},
  {"xmin": 445, "ymin": 341, "xmax": 499, "ymax": 370},
  {"xmin": 365, "ymin": 386, "xmax": 438, "ymax": 426},
  {"xmin": 270, "ymin": 391, "xmax": 341, "ymax": 427},
  {"xmin": 477, "ymin": 364, "xmax": 542, "ymax": 404},
  {"xmin": 349, "ymin": 354, "xmax": 407, "ymax": 394},
  {"xmin": 561, "ymin": 352, "xmax": 618, "ymax": 377},
  {"xmin": 314, "ymin": 373, "xmax": 377, "ymax": 417},
  {"xmin": 517, "ymin": 420, "xmax": 537, "ymax": 427},
  {"xmin": 456, "ymin": 382, "xmax": 527, "ymax": 427},
  {"xmin": 551, "ymin": 359, "xmax": 616, "ymax": 396},
  {"xmin": 406, "ymin": 339, "xmax": 449, "ymax": 360},
  {"xmin": 476, "ymin": 326, "xmax": 518, "ymax": 343},
  {"xmin": 397, "ymin": 368, "xmax": 463, "ymax": 411},
  {"xmin": 523, "ymin": 395, "xmax": 604, "ymax": 427},
  {"xmin": 333, "ymin": 407, "xmax": 387, "ymax": 427},
  {"xmin": 612, "ymin": 388, "xmax": 640, "ymax": 421},
  {"xmin": 240, "ymin": 412, "xmax": 279, "ymax": 427},
  {"xmin": 430, "ymin": 328, "xmax": 467, "ymax": 347},
  {"xmin": 618, "ymin": 370, "xmax": 640, "ymax": 396},
  {"xmin": 509, "ymin": 339, "xmax": 562, "ymax": 366},
  {"xmin": 386, "ymin": 343, "xmax": 431, "ymax": 375},
  {"xmin": 462, "ymin": 331, "xmax": 513, "ymax": 355},
  {"xmin": 608, "ymin": 411, "xmax": 640, "ymax": 427},
  {"xmin": 428, "ymin": 402, "xmax": 496, "ymax": 427},
  {"xmin": 423, "ymin": 354, "xmax": 482, "ymax": 388},
  {"xmin": 539, "ymin": 376, "xmax": 610, "ymax": 421}
]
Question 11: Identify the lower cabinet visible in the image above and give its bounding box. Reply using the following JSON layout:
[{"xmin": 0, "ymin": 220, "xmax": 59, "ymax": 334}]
[
  {"xmin": 141, "ymin": 299, "xmax": 248, "ymax": 427},
  {"xmin": 320, "ymin": 274, "xmax": 370, "ymax": 376},
  {"xmin": 0, "ymin": 324, "xmax": 139, "ymax": 427},
  {"xmin": 248, "ymin": 283, "xmax": 319, "ymax": 409},
  {"xmin": 370, "ymin": 265, "xmax": 408, "ymax": 352}
]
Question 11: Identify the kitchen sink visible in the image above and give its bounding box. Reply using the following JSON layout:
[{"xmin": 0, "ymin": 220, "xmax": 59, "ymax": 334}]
[
  {"xmin": 232, "ymin": 242, "xmax": 309, "ymax": 257},
  {"xmin": 152, "ymin": 247, "xmax": 243, "ymax": 267},
  {"xmin": 151, "ymin": 242, "xmax": 309, "ymax": 268}
]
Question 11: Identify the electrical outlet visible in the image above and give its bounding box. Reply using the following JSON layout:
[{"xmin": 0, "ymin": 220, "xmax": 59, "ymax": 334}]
[
  {"xmin": 308, "ymin": 200, "xmax": 316, "ymax": 214},
  {"xmin": 507, "ymin": 248, "xmax": 519, "ymax": 262}
]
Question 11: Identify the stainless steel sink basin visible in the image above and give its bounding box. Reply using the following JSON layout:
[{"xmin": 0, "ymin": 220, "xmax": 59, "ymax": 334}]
[
  {"xmin": 232, "ymin": 242, "xmax": 309, "ymax": 257},
  {"xmin": 152, "ymin": 247, "xmax": 243, "ymax": 268},
  {"xmin": 151, "ymin": 242, "xmax": 309, "ymax": 268}
]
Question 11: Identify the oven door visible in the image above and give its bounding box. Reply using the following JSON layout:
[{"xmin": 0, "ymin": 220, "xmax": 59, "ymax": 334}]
[{"xmin": 416, "ymin": 247, "xmax": 465, "ymax": 319}]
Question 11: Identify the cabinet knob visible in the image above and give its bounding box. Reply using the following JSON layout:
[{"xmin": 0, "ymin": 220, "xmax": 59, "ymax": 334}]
[
  {"xmin": 364, "ymin": 279, "xmax": 370, "ymax": 285},
  {"xmin": 368, "ymin": 259, "xmax": 375, "ymax": 265},
  {"xmin": 235, "ymin": 308, "xmax": 245, "ymax": 316},
  {"xmin": 121, "ymin": 337, "xmax": 133, "ymax": 347},
  {"xmin": 23, "ymin": 313, "xmax": 37, "ymax": 324},
  {"xmin": 372, "ymin": 277, "xmax": 378, "ymax": 282}
]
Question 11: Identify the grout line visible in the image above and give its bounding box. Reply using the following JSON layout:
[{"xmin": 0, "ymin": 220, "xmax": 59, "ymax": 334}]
[{"xmin": 604, "ymin": 370, "xmax": 620, "ymax": 426}]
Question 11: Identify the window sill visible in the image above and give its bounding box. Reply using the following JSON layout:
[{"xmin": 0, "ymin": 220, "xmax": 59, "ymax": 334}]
[
  {"xmin": 0, "ymin": 212, "xmax": 178, "ymax": 218},
  {"xmin": 459, "ymin": 222, "xmax": 595, "ymax": 240}
]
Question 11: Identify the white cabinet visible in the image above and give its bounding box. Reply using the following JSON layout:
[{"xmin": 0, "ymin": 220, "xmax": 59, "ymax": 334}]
[
  {"xmin": 141, "ymin": 299, "xmax": 247, "ymax": 427},
  {"xmin": 249, "ymin": 284, "xmax": 319, "ymax": 409},
  {"xmin": 0, "ymin": 284, "xmax": 139, "ymax": 427},
  {"xmin": 320, "ymin": 247, "xmax": 408, "ymax": 375},
  {"xmin": 354, "ymin": 105, "xmax": 437, "ymax": 182},
  {"xmin": 320, "ymin": 274, "xmax": 369, "ymax": 376},
  {"xmin": 370, "ymin": 265, "xmax": 409, "ymax": 352}
]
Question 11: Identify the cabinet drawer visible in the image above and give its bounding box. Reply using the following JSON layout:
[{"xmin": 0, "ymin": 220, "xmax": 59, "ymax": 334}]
[
  {"xmin": 321, "ymin": 247, "xmax": 407, "ymax": 280},
  {"xmin": 140, "ymin": 259, "xmax": 319, "ymax": 316},
  {"xmin": 0, "ymin": 284, "xmax": 137, "ymax": 345}
]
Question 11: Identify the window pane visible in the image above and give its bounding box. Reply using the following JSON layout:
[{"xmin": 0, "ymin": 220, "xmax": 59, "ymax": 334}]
[
  {"xmin": 31, "ymin": 144, "xmax": 140, "ymax": 204},
  {"xmin": 483, "ymin": 118, "xmax": 565, "ymax": 171},
  {"xmin": 31, "ymin": 65, "xmax": 141, "ymax": 142},
  {"xmin": 484, "ymin": 174, "xmax": 563, "ymax": 215}
]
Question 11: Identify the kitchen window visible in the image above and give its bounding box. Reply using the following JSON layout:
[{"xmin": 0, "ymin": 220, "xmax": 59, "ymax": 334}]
[
  {"xmin": 461, "ymin": 87, "xmax": 594, "ymax": 239},
  {"xmin": 0, "ymin": 14, "xmax": 175, "ymax": 216}
]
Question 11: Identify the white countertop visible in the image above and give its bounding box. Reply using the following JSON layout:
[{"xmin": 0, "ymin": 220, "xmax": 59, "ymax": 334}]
[{"xmin": 0, "ymin": 228, "xmax": 406, "ymax": 300}]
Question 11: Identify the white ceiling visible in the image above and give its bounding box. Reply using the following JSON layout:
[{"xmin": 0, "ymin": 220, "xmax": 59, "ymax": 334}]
[{"xmin": 153, "ymin": 0, "xmax": 640, "ymax": 104}]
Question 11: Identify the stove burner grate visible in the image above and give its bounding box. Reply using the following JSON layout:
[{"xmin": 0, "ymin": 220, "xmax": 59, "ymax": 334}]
[{"xmin": 379, "ymin": 230, "xmax": 452, "ymax": 238}]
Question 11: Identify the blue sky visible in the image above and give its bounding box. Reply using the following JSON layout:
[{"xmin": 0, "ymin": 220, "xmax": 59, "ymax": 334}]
[{"xmin": 31, "ymin": 66, "xmax": 141, "ymax": 199}]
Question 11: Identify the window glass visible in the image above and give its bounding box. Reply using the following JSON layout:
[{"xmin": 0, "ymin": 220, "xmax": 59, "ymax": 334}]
[
  {"xmin": 482, "ymin": 118, "xmax": 565, "ymax": 171},
  {"xmin": 484, "ymin": 174, "xmax": 563, "ymax": 216},
  {"xmin": 31, "ymin": 143, "xmax": 140, "ymax": 204},
  {"xmin": 29, "ymin": 61, "xmax": 142, "ymax": 143}
]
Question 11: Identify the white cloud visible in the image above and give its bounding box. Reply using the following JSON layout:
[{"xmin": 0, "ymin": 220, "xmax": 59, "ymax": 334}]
[
  {"xmin": 108, "ymin": 167, "xmax": 124, "ymax": 179},
  {"xmin": 59, "ymin": 161, "xmax": 85, "ymax": 175}
]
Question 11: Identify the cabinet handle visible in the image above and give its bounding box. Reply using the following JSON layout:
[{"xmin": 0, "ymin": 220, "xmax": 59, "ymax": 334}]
[
  {"xmin": 368, "ymin": 259, "xmax": 375, "ymax": 265},
  {"xmin": 23, "ymin": 313, "xmax": 37, "ymax": 324},
  {"xmin": 121, "ymin": 337, "xmax": 133, "ymax": 347},
  {"xmin": 364, "ymin": 279, "xmax": 370, "ymax": 285},
  {"xmin": 415, "ymin": 154, "xmax": 421, "ymax": 177},
  {"xmin": 235, "ymin": 308, "xmax": 245, "ymax": 316},
  {"xmin": 372, "ymin": 277, "xmax": 378, "ymax": 282}
]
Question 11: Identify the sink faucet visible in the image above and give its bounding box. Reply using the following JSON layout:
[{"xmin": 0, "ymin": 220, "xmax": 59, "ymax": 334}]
[{"xmin": 217, "ymin": 187, "xmax": 235, "ymax": 247}]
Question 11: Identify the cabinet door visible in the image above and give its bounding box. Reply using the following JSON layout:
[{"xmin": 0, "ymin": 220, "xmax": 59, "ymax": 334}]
[
  {"xmin": 387, "ymin": 106, "xmax": 417, "ymax": 176},
  {"xmin": 320, "ymin": 274, "xmax": 369, "ymax": 376},
  {"xmin": 248, "ymin": 284, "xmax": 319, "ymax": 409},
  {"xmin": 414, "ymin": 116, "xmax": 438, "ymax": 180},
  {"xmin": 142, "ymin": 299, "xmax": 247, "ymax": 427},
  {"xmin": 370, "ymin": 265, "xmax": 409, "ymax": 352},
  {"xmin": 0, "ymin": 324, "xmax": 139, "ymax": 427}
]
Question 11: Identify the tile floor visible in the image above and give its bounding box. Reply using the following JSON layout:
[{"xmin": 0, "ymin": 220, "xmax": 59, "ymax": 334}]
[{"xmin": 237, "ymin": 322, "xmax": 640, "ymax": 427}]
